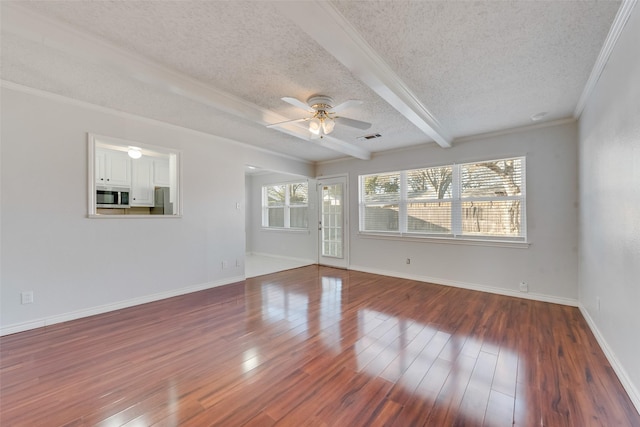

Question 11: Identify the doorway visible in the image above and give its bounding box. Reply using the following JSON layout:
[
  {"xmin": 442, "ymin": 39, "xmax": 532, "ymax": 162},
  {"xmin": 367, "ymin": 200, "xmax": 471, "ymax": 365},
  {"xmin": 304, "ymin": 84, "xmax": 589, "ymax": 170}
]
[
  {"xmin": 318, "ymin": 175, "xmax": 348, "ymax": 269},
  {"xmin": 244, "ymin": 167, "xmax": 318, "ymax": 277}
]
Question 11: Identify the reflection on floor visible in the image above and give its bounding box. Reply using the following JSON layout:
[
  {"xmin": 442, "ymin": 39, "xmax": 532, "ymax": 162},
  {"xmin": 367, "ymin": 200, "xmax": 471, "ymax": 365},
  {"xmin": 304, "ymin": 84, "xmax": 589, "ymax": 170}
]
[
  {"xmin": 244, "ymin": 253, "xmax": 315, "ymax": 278},
  {"xmin": 2, "ymin": 266, "xmax": 639, "ymax": 425}
]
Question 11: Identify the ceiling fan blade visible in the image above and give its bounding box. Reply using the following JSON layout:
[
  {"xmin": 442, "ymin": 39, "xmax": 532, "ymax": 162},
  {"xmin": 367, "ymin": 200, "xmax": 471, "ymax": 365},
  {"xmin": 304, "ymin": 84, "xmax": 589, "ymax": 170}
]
[
  {"xmin": 335, "ymin": 116, "xmax": 372, "ymax": 130},
  {"xmin": 266, "ymin": 117, "xmax": 308, "ymax": 128},
  {"xmin": 330, "ymin": 100, "xmax": 362, "ymax": 113},
  {"xmin": 281, "ymin": 97, "xmax": 312, "ymax": 112}
]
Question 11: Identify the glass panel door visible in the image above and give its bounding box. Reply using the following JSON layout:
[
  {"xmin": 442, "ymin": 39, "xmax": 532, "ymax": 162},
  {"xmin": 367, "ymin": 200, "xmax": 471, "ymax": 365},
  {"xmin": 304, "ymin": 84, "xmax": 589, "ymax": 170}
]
[{"xmin": 318, "ymin": 176, "xmax": 348, "ymax": 268}]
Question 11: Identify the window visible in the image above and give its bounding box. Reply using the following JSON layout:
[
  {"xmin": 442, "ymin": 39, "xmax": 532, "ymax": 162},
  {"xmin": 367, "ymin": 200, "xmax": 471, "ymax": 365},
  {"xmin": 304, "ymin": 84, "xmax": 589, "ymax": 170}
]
[
  {"xmin": 361, "ymin": 172, "xmax": 400, "ymax": 232},
  {"xmin": 262, "ymin": 182, "xmax": 309, "ymax": 229},
  {"xmin": 88, "ymin": 134, "xmax": 182, "ymax": 218},
  {"xmin": 459, "ymin": 159, "xmax": 524, "ymax": 238},
  {"xmin": 359, "ymin": 157, "xmax": 525, "ymax": 241},
  {"xmin": 407, "ymin": 166, "xmax": 453, "ymax": 234}
]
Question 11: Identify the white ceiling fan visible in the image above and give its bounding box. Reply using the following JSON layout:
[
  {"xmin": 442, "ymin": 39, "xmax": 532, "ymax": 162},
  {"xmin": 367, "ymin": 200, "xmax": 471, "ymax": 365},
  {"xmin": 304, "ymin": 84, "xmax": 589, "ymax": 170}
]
[{"xmin": 267, "ymin": 95, "xmax": 372, "ymax": 139}]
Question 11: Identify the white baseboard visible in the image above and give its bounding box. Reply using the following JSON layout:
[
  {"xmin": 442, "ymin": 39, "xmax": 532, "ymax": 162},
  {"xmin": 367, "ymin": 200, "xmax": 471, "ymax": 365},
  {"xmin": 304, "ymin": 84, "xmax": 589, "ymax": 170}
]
[
  {"xmin": 348, "ymin": 265, "xmax": 579, "ymax": 307},
  {"xmin": 579, "ymin": 304, "xmax": 640, "ymax": 415},
  {"xmin": 248, "ymin": 252, "xmax": 316, "ymax": 266},
  {"xmin": 0, "ymin": 275, "xmax": 245, "ymax": 336}
]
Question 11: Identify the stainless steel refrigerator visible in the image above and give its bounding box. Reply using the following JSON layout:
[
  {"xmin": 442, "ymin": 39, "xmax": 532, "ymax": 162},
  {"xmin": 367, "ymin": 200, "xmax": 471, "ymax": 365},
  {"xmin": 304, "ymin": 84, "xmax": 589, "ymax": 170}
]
[{"xmin": 151, "ymin": 187, "xmax": 173, "ymax": 215}]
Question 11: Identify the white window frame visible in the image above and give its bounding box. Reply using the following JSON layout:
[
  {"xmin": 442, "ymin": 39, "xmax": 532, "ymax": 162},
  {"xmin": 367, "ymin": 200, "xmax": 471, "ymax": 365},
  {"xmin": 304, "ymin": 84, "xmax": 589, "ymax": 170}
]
[
  {"xmin": 262, "ymin": 181, "xmax": 309, "ymax": 230},
  {"xmin": 358, "ymin": 171, "xmax": 402, "ymax": 233},
  {"xmin": 358, "ymin": 157, "xmax": 527, "ymax": 244}
]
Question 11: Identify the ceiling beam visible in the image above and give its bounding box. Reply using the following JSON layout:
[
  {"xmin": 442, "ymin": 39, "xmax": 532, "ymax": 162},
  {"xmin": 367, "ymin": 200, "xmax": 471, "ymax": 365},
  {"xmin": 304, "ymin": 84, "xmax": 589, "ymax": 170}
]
[
  {"xmin": 3, "ymin": 5, "xmax": 277, "ymax": 124},
  {"xmin": 312, "ymin": 135, "xmax": 372, "ymax": 160},
  {"xmin": 3, "ymin": 4, "xmax": 371, "ymax": 160},
  {"xmin": 275, "ymin": 1, "xmax": 452, "ymax": 148}
]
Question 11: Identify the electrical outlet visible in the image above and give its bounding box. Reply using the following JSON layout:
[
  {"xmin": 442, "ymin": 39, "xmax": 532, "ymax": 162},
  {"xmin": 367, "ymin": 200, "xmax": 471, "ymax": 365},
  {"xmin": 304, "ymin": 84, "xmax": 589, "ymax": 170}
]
[
  {"xmin": 236, "ymin": 259, "xmax": 241, "ymax": 267},
  {"xmin": 21, "ymin": 291, "xmax": 34, "ymax": 305},
  {"xmin": 406, "ymin": 258, "xmax": 411, "ymax": 265},
  {"xmin": 222, "ymin": 260, "xmax": 228, "ymax": 269},
  {"xmin": 519, "ymin": 282, "xmax": 528, "ymax": 293}
]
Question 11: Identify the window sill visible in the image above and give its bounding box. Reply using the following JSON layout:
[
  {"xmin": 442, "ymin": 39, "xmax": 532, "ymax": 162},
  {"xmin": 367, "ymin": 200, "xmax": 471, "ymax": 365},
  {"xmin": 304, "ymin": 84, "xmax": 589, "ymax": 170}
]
[
  {"xmin": 261, "ymin": 227, "xmax": 310, "ymax": 234},
  {"xmin": 357, "ymin": 232, "xmax": 530, "ymax": 248},
  {"xmin": 88, "ymin": 214, "xmax": 182, "ymax": 219}
]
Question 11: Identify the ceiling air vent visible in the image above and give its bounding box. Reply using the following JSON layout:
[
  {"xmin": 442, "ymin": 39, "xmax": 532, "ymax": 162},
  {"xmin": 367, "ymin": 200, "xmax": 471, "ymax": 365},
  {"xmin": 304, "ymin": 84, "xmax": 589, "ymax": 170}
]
[{"xmin": 358, "ymin": 133, "xmax": 382, "ymax": 140}]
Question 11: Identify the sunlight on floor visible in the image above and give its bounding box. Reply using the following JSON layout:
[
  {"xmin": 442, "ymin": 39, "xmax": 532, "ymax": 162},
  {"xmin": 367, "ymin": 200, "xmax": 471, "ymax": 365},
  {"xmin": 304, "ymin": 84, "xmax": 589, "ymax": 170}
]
[{"xmin": 244, "ymin": 253, "xmax": 314, "ymax": 278}]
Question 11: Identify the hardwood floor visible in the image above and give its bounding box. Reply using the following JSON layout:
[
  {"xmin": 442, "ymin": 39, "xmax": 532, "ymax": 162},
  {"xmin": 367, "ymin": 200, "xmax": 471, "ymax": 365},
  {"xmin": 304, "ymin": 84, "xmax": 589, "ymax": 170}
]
[{"xmin": 1, "ymin": 266, "xmax": 639, "ymax": 426}]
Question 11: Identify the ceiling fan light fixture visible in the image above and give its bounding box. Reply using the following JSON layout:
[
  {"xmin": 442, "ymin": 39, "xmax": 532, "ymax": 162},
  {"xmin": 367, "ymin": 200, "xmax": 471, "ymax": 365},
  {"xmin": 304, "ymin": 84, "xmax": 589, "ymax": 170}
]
[
  {"xmin": 322, "ymin": 118, "xmax": 335, "ymax": 134},
  {"xmin": 309, "ymin": 117, "xmax": 321, "ymax": 135},
  {"xmin": 273, "ymin": 95, "xmax": 371, "ymax": 140}
]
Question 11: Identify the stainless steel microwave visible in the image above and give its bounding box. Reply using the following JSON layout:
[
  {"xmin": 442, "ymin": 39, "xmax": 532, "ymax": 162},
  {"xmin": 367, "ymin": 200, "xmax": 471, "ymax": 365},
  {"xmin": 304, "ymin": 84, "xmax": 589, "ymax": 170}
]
[{"xmin": 96, "ymin": 186, "xmax": 130, "ymax": 208}]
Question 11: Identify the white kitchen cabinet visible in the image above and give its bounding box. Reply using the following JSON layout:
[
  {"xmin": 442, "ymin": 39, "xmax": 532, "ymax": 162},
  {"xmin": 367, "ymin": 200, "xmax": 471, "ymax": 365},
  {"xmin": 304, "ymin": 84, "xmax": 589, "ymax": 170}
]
[
  {"xmin": 95, "ymin": 148, "xmax": 131, "ymax": 187},
  {"xmin": 153, "ymin": 158, "xmax": 170, "ymax": 187},
  {"xmin": 130, "ymin": 157, "xmax": 154, "ymax": 207}
]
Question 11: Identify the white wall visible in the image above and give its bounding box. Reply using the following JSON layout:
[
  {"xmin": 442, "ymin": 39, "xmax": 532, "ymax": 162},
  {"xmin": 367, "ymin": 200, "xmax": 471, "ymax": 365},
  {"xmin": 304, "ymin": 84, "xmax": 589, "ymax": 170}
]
[
  {"xmin": 578, "ymin": 5, "xmax": 640, "ymax": 410},
  {"xmin": 245, "ymin": 174, "xmax": 253, "ymax": 253},
  {"xmin": 317, "ymin": 121, "xmax": 579, "ymax": 303},
  {"xmin": 0, "ymin": 86, "xmax": 313, "ymax": 334},
  {"xmin": 246, "ymin": 171, "xmax": 318, "ymax": 263}
]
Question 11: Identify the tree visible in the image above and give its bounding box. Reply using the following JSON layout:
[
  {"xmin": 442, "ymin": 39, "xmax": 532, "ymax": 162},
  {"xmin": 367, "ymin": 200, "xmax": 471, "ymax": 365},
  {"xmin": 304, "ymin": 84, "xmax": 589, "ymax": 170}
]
[
  {"xmin": 289, "ymin": 183, "xmax": 307, "ymax": 204},
  {"xmin": 364, "ymin": 175, "xmax": 399, "ymax": 197},
  {"xmin": 364, "ymin": 175, "xmax": 380, "ymax": 196},
  {"xmin": 480, "ymin": 160, "xmax": 521, "ymax": 196},
  {"xmin": 463, "ymin": 159, "xmax": 522, "ymax": 234},
  {"xmin": 407, "ymin": 167, "xmax": 452, "ymax": 199},
  {"xmin": 267, "ymin": 185, "xmax": 286, "ymax": 205}
]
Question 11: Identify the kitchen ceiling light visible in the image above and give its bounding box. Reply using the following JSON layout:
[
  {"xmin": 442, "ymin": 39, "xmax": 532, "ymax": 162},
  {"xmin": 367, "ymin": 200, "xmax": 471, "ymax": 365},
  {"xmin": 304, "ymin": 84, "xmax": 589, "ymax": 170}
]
[
  {"xmin": 128, "ymin": 147, "xmax": 142, "ymax": 159},
  {"xmin": 530, "ymin": 112, "xmax": 548, "ymax": 122}
]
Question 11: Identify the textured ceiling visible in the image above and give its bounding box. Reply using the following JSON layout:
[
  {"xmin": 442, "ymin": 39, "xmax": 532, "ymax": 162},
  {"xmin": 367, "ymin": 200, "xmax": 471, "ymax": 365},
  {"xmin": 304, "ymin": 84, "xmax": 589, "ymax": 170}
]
[
  {"xmin": 1, "ymin": 1, "xmax": 623, "ymax": 162},
  {"xmin": 333, "ymin": 0, "xmax": 617, "ymax": 137}
]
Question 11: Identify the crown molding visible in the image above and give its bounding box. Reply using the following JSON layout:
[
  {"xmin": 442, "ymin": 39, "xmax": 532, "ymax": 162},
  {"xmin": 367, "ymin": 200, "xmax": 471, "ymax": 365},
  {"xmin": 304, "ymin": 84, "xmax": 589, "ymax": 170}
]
[
  {"xmin": 574, "ymin": 0, "xmax": 638, "ymax": 118},
  {"xmin": 1, "ymin": 4, "xmax": 283, "ymax": 124},
  {"xmin": 1, "ymin": 3, "xmax": 370, "ymax": 161},
  {"xmin": 1, "ymin": 80, "xmax": 315, "ymax": 165},
  {"xmin": 453, "ymin": 117, "xmax": 577, "ymax": 144}
]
